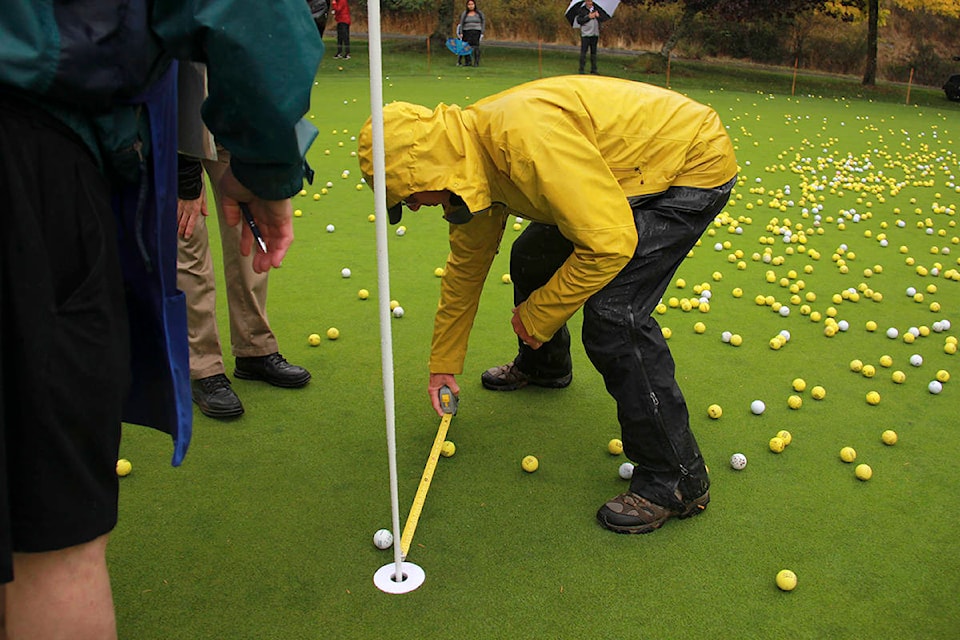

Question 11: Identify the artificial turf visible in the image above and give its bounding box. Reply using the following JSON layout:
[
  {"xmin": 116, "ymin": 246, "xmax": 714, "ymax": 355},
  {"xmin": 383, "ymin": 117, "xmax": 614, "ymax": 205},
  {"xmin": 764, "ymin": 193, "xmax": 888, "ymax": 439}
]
[{"xmin": 111, "ymin": 41, "xmax": 959, "ymax": 639}]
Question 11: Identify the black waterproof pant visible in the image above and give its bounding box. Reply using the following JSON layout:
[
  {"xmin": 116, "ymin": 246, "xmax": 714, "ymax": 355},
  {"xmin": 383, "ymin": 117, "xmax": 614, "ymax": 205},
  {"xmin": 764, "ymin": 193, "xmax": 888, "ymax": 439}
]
[{"xmin": 507, "ymin": 177, "xmax": 735, "ymax": 508}]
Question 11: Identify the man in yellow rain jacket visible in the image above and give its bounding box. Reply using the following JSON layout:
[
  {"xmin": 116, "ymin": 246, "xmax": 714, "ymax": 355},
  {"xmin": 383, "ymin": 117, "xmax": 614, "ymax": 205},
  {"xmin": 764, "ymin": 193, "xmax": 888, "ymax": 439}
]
[{"xmin": 358, "ymin": 76, "xmax": 738, "ymax": 534}]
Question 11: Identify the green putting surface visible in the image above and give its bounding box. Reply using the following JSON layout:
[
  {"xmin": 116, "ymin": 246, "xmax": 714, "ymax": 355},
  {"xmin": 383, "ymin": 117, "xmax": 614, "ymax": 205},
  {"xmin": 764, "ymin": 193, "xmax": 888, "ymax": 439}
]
[{"xmin": 111, "ymin": 43, "xmax": 958, "ymax": 638}]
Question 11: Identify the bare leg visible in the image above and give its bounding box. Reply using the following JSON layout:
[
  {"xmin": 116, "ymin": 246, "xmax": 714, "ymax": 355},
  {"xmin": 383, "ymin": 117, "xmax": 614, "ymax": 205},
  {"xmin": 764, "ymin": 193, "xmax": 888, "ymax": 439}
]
[{"xmin": 2, "ymin": 534, "xmax": 116, "ymax": 640}]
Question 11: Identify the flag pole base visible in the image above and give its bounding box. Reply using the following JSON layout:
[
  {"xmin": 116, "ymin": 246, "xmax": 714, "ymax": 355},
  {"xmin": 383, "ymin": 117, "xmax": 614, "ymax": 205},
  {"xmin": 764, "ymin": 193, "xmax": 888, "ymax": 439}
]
[{"xmin": 373, "ymin": 562, "xmax": 425, "ymax": 594}]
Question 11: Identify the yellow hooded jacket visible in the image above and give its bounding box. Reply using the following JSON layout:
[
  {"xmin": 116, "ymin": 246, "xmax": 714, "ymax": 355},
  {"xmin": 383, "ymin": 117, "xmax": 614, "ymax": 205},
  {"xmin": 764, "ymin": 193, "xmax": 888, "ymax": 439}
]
[{"xmin": 358, "ymin": 76, "xmax": 738, "ymax": 374}]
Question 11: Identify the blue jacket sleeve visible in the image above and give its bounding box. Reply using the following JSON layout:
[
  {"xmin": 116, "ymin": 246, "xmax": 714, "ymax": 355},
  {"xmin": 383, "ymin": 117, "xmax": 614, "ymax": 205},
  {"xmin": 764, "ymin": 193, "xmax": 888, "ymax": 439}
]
[{"xmin": 153, "ymin": 0, "xmax": 323, "ymax": 199}]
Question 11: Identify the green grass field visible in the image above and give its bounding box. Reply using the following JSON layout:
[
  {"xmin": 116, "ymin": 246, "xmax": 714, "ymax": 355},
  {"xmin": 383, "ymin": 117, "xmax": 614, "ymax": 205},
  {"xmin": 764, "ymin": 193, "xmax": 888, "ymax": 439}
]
[{"xmin": 111, "ymin": 41, "xmax": 959, "ymax": 639}]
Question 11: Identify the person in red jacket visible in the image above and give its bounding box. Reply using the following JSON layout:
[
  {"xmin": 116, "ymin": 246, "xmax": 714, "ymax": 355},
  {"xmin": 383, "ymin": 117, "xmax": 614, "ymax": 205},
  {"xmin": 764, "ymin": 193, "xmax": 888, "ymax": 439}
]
[{"xmin": 332, "ymin": 0, "xmax": 351, "ymax": 59}]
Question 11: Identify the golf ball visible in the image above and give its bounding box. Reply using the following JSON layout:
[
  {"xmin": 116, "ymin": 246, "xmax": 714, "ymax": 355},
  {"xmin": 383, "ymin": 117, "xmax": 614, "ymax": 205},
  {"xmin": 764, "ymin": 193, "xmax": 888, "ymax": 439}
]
[
  {"xmin": 607, "ymin": 439, "xmax": 623, "ymax": 455},
  {"xmin": 373, "ymin": 529, "xmax": 394, "ymax": 550},
  {"xmin": 521, "ymin": 455, "xmax": 539, "ymax": 473},
  {"xmin": 855, "ymin": 464, "xmax": 873, "ymax": 481},
  {"xmin": 307, "ymin": 333, "xmax": 321, "ymax": 346},
  {"xmin": 618, "ymin": 462, "xmax": 634, "ymax": 480},
  {"xmin": 750, "ymin": 400, "xmax": 766, "ymax": 415},
  {"xmin": 928, "ymin": 380, "xmax": 943, "ymax": 394},
  {"xmin": 776, "ymin": 569, "xmax": 798, "ymax": 591},
  {"xmin": 326, "ymin": 224, "xmax": 335, "ymax": 233},
  {"xmin": 840, "ymin": 446, "xmax": 857, "ymax": 463},
  {"xmin": 392, "ymin": 306, "xmax": 405, "ymax": 318},
  {"xmin": 886, "ymin": 327, "xmax": 899, "ymax": 339},
  {"xmin": 326, "ymin": 327, "xmax": 340, "ymax": 340},
  {"xmin": 730, "ymin": 453, "xmax": 747, "ymax": 470},
  {"xmin": 881, "ymin": 430, "xmax": 898, "ymax": 445},
  {"xmin": 910, "ymin": 354, "xmax": 923, "ymax": 367},
  {"xmin": 440, "ymin": 440, "xmax": 456, "ymax": 457},
  {"xmin": 116, "ymin": 459, "xmax": 132, "ymax": 477},
  {"xmin": 396, "ymin": 226, "xmax": 406, "ymax": 236},
  {"xmin": 707, "ymin": 404, "xmax": 723, "ymax": 419},
  {"xmin": 341, "ymin": 267, "xmax": 352, "ymax": 278}
]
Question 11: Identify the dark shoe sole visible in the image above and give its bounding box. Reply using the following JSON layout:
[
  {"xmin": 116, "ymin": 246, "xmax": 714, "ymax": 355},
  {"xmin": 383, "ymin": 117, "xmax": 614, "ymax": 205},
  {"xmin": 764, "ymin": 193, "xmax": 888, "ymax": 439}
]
[
  {"xmin": 481, "ymin": 372, "xmax": 572, "ymax": 392},
  {"xmin": 597, "ymin": 492, "xmax": 710, "ymax": 534},
  {"xmin": 233, "ymin": 368, "xmax": 312, "ymax": 388},
  {"xmin": 192, "ymin": 397, "xmax": 244, "ymax": 419}
]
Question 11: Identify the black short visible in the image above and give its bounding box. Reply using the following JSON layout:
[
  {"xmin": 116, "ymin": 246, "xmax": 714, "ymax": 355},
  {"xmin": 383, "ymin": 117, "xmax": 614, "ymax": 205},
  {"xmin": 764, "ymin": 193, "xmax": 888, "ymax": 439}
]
[{"xmin": 0, "ymin": 96, "xmax": 130, "ymax": 583}]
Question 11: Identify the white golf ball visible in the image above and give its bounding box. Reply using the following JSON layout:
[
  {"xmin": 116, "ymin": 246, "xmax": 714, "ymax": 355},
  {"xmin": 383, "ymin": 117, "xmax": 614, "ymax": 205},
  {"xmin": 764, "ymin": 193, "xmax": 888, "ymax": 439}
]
[
  {"xmin": 392, "ymin": 306, "xmax": 405, "ymax": 318},
  {"xmin": 942, "ymin": 319, "xmax": 952, "ymax": 331},
  {"xmin": 886, "ymin": 327, "xmax": 899, "ymax": 339},
  {"xmin": 396, "ymin": 226, "xmax": 406, "ymax": 236},
  {"xmin": 910, "ymin": 354, "xmax": 923, "ymax": 367},
  {"xmin": 779, "ymin": 330, "xmax": 791, "ymax": 342},
  {"xmin": 721, "ymin": 331, "xmax": 732, "ymax": 343},
  {"xmin": 750, "ymin": 400, "xmax": 766, "ymax": 415},
  {"xmin": 326, "ymin": 224, "xmax": 335, "ymax": 233},
  {"xmin": 341, "ymin": 267, "xmax": 351, "ymax": 278},
  {"xmin": 618, "ymin": 462, "xmax": 634, "ymax": 480},
  {"xmin": 730, "ymin": 453, "xmax": 748, "ymax": 470},
  {"xmin": 906, "ymin": 286, "xmax": 917, "ymax": 297},
  {"xmin": 838, "ymin": 320, "xmax": 849, "ymax": 332},
  {"xmin": 373, "ymin": 528, "xmax": 394, "ymax": 550},
  {"xmin": 778, "ymin": 306, "xmax": 790, "ymax": 317},
  {"xmin": 326, "ymin": 181, "xmax": 334, "ymax": 188},
  {"xmin": 928, "ymin": 380, "xmax": 943, "ymax": 394}
]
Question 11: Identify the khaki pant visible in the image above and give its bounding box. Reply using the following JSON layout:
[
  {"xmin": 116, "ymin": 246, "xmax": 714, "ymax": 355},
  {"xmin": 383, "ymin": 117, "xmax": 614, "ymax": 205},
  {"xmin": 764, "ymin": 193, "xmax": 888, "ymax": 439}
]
[{"xmin": 177, "ymin": 152, "xmax": 278, "ymax": 380}]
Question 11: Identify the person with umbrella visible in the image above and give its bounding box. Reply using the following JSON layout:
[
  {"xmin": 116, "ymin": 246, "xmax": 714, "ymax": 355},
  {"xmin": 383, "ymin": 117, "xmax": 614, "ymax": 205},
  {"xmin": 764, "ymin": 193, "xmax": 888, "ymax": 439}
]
[
  {"xmin": 357, "ymin": 76, "xmax": 738, "ymax": 535},
  {"xmin": 576, "ymin": 0, "xmax": 606, "ymax": 74},
  {"xmin": 456, "ymin": 0, "xmax": 486, "ymax": 67}
]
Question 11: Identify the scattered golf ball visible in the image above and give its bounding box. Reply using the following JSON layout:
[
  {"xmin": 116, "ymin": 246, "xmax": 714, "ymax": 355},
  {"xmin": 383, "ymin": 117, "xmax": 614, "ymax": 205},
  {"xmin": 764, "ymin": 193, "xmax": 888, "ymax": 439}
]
[
  {"xmin": 326, "ymin": 327, "xmax": 340, "ymax": 340},
  {"xmin": 326, "ymin": 224, "xmax": 335, "ymax": 233},
  {"xmin": 116, "ymin": 459, "xmax": 132, "ymax": 477},
  {"xmin": 358, "ymin": 289, "xmax": 369, "ymax": 300},
  {"xmin": 776, "ymin": 430, "xmax": 792, "ymax": 446},
  {"xmin": 910, "ymin": 354, "xmax": 923, "ymax": 367},
  {"xmin": 928, "ymin": 380, "xmax": 943, "ymax": 394},
  {"xmin": 886, "ymin": 327, "xmax": 899, "ymax": 339},
  {"xmin": 936, "ymin": 369, "xmax": 950, "ymax": 383},
  {"xmin": 607, "ymin": 438, "xmax": 623, "ymax": 455},
  {"xmin": 707, "ymin": 404, "xmax": 723, "ymax": 419},
  {"xmin": 881, "ymin": 430, "xmax": 898, "ymax": 445},
  {"xmin": 840, "ymin": 447, "xmax": 857, "ymax": 462},
  {"xmin": 392, "ymin": 306, "xmax": 405, "ymax": 318},
  {"xmin": 373, "ymin": 528, "xmax": 394, "ymax": 550},
  {"xmin": 389, "ymin": 300, "xmax": 400, "ymax": 310},
  {"xmin": 618, "ymin": 462, "xmax": 635, "ymax": 479},
  {"xmin": 521, "ymin": 455, "xmax": 539, "ymax": 473},
  {"xmin": 440, "ymin": 440, "xmax": 456, "ymax": 457},
  {"xmin": 855, "ymin": 463, "xmax": 873, "ymax": 481},
  {"xmin": 341, "ymin": 267, "xmax": 351, "ymax": 278},
  {"xmin": 866, "ymin": 390, "xmax": 881, "ymax": 405},
  {"xmin": 769, "ymin": 436, "xmax": 786, "ymax": 453},
  {"xmin": 434, "ymin": 267, "xmax": 445, "ymax": 277},
  {"xmin": 730, "ymin": 453, "xmax": 747, "ymax": 470},
  {"xmin": 307, "ymin": 333, "xmax": 321, "ymax": 346},
  {"xmin": 792, "ymin": 378, "xmax": 806, "ymax": 392},
  {"xmin": 787, "ymin": 395, "xmax": 802, "ymax": 410},
  {"xmin": 501, "ymin": 273, "xmax": 512, "ymax": 284},
  {"xmin": 750, "ymin": 400, "xmax": 766, "ymax": 415},
  {"xmin": 396, "ymin": 226, "xmax": 406, "ymax": 236},
  {"xmin": 811, "ymin": 385, "xmax": 826, "ymax": 400},
  {"xmin": 776, "ymin": 569, "xmax": 798, "ymax": 592}
]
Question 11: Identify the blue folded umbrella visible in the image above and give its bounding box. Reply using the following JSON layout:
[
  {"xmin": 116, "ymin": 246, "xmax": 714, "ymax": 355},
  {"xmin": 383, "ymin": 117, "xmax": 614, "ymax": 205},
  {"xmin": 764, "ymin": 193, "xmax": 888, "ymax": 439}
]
[{"xmin": 446, "ymin": 38, "xmax": 472, "ymax": 56}]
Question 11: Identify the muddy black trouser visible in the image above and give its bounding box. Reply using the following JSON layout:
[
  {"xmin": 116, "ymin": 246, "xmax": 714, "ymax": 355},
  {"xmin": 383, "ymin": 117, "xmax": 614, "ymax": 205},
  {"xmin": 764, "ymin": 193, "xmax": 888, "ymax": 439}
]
[{"xmin": 508, "ymin": 177, "xmax": 736, "ymax": 508}]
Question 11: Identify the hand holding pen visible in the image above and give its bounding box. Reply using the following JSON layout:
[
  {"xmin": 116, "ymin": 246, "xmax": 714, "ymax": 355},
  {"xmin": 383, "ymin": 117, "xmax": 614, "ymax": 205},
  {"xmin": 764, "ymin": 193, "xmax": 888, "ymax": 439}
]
[{"xmin": 218, "ymin": 166, "xmax": 295, "ymax": 274}]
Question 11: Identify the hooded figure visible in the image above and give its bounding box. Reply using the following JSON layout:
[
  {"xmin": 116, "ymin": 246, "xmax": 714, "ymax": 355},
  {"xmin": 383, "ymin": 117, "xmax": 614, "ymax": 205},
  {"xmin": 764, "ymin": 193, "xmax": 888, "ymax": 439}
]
[{"xmin": 358, "ymin": 76, "xmax": 738, "ymax": 535}]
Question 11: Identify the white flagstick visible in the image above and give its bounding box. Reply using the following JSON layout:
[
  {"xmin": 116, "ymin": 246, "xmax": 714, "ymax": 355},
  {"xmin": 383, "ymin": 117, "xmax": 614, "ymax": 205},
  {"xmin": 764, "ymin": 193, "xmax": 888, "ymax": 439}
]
[{"xmin": 368, "ymin": 0, "xmax": 425, "ymax": 595}]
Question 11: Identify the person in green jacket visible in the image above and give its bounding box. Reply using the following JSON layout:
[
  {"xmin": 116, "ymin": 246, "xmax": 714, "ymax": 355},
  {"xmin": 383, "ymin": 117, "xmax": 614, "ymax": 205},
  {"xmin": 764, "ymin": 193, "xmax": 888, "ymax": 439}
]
[
  {"xmin": 0, "ymin": 1, "xmax": 321, "ymax": 637},
  {"xmin": 359, "ymin": 76, "xmax": 738, "ymax": 537}
]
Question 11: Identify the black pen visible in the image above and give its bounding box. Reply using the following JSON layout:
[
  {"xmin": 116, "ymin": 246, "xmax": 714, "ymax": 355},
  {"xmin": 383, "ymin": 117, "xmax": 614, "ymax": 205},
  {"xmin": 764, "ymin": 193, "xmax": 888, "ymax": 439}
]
[{"xmin": 239, "ymin": 202, "xmax": 268, "ymax": 254}]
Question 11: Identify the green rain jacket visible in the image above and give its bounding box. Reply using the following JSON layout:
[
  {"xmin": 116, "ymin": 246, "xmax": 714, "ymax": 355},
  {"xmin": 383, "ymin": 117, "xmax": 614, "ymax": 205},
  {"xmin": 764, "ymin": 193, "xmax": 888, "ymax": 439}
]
[
  {"xmin": 358, "ymin": 76, "xmax": 738, "ymax": 374},
  {"xmin": 0, "ymin": 0, "xmax": 321, "ymax": 199}
]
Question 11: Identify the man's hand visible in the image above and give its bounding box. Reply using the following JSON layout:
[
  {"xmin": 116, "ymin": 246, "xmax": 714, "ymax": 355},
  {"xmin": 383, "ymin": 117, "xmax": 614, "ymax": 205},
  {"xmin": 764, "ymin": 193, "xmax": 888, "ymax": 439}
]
[
  {"xmin": 177, "ymin": 186, "xmax": 207, "ymax": 240},
  {"xmin": 511, "ymin": 307, "xmax": 542, "ymax": 350},
  {"xmin": 218, "ymin": 166, "xmax": 295, "ymax": 273},
  {"xmin": 428, "ymin": 373, "xmax": 460, "ymax": 417}
]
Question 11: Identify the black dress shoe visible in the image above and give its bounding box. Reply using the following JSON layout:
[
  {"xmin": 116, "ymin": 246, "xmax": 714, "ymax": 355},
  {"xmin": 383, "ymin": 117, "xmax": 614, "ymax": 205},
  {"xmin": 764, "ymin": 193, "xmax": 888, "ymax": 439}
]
[
  {"xmin": 234, "ymin": 352, "xmax": 311, "ymax": 388},
  {"xmin": 192, "ymin": 374, "xmax": 244, "ymax": 419}
]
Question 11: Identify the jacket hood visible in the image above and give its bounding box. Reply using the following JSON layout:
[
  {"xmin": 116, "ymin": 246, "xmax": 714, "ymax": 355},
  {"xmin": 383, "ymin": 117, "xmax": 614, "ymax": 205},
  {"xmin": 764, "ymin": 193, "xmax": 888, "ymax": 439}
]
[{"xmin": 358, "ymin": 101, "xmax": 491, "ymax": 224}]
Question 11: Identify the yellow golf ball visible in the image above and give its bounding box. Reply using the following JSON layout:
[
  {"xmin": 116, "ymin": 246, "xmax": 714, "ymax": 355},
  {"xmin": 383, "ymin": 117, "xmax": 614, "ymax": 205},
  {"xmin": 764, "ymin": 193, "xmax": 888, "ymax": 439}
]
[
  {"xmin": 891, "ymin": 370, "xmax": 906, "ymax": 384},
  {"xmin": 769, "ymin": 436, "xmax": 786, "ymax": 453},
  {"xmin": 434, "ymin": 267, "xmax": 445, "ymax": 277},
  {"xmin": 358, "ymin": 289, "xmax": 370, "ymax": 300},
  {"xmin": 776, "ymin": 430, "xmax": 792, "ymax": 446},
  {"xmin": 787, "ymin": 395, "xmax": 802, "ymax": 410},
  {"xmin": 116, "ymin": 459, "xmax": 132, "ymax": 477},
  {"xmin": 811, "ymin": 385, "xmax": 826, "ymax": 400},
  {"xmin": 865, "ymin": 390, "xmax": 881, "ymax": 405},
  {"xmin": 307, "ymin": 333, "xmax": 321, "ymax": 346},
  {"xmin": 729, "ymin": 334, "xmax": 743, "ymax": 347},
  {"xmin": 501, "ymin": 273, "xmax": 512, "ymax": 284},
  {"xmin": 707, "ymin": 404, "xmax": 723, "ymax": 419},
  {"xmin": 792, "ymin": 378, "xmax": 806, "ymax": 392},
  {"xmin": 440, "ymin": 441, "xmax": 456, "ymax": 458},
  {"xmin": 776, "ymin": 569, "xmax": 798, "ymax": 591},
  {"xmin": 840, "ymin": 446, "xmax": 857, "ymax": 463},
  {"xmin": 521, "ymin": 455, "xmax": 539, "ymax": 473},
  {"xmin": 881, "ymin": 430, "xmax": 898, "ymax": 446},
  {"xmin": 607, "ymin": 438, "xmax": 623, "ymax": 455},
  {"xmin": 936, "ymin": 369, "xmax": 950, "ymax": 383},
  {"xmin": 849, "ymin": 359, "xmax": 864, "ymax": 373},
  {"xmin": 855, "ymin": 463, "xmax": 873, "ymax": 481},
  {"xmin": 326, "ymin": 327, "xmax": 340, "ymax": 340}
]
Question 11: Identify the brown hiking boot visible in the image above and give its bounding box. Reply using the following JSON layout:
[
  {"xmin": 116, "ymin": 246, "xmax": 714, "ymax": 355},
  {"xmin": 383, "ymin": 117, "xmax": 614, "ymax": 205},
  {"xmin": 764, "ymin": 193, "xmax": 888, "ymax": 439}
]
[
  {"xmin": 596, "ymin": 490, "xmax": 710, "ymax": 534},
  {"xmin": 480, "ymin": 361, "xmax": 572, "ymax": 391}
]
